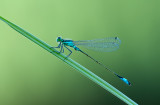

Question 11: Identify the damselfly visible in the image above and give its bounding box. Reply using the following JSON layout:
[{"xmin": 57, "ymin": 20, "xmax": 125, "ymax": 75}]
[{"xmin": 51, "ymin": 37, "xmax": 131, "ymax": 86}]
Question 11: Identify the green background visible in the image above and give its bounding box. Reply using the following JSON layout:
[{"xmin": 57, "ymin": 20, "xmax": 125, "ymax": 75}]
[{"xmin": 0, "ymin": 0, "xmax": 160, "ymax": 105}]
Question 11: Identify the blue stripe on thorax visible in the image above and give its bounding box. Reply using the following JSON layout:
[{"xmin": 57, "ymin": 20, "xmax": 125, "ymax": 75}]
[{"xmin": 62, "ymin": 40, "xmax": 80, "ymax": 51}]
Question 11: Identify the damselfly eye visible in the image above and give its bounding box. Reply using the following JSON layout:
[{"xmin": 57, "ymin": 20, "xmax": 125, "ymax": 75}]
[{"xmin": 57, "ymin": 37, "xmax": 62, "ymax": 42}]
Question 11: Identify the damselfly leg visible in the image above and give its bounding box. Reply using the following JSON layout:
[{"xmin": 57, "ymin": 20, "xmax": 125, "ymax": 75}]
[
  {"xmin": 64, "ymin": 45, "xmax": 72, "ymax": 60},
  {"xmin": 50, "ymin": 42, "xmax": 64, "ymax": 53}
]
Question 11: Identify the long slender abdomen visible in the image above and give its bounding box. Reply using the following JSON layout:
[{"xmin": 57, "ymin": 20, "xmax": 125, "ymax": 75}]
[{"xmin": 79, "ymin": 49, "xmax": 131, "ymax": 86}]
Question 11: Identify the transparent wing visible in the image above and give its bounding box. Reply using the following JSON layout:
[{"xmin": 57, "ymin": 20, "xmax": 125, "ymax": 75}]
[{"xmin": 73, "ymin": 37, "xmax": 121, "ymax": 52}]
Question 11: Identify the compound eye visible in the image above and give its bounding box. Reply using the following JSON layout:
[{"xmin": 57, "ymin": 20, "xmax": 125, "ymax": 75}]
[{"xmin": 57, "ymin": 37, "xmax": 61, "ymax": 42}]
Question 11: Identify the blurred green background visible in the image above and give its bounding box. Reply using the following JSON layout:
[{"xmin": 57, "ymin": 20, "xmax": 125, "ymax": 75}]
[{"xmin": 0, "ymin": 0, "xmax": 160, "ymax": 105}]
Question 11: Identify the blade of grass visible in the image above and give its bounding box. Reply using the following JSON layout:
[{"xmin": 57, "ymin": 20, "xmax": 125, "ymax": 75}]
[{"xmin": 0, "ymin": 16, "xmax": 138, "ymax": 105}]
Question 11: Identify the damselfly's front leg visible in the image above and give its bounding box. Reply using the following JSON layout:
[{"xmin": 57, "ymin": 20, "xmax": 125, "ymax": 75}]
[
  {"xmin": 64, "ymin": 45, "xmax": 72, "ymax": 60},
  {"xmin": 50, "ymin": 42, "xmax": 62, "ymax": 53},
  {"xmin": 51, "ymin": 42, "xmax": 61, "ymax": 49}
]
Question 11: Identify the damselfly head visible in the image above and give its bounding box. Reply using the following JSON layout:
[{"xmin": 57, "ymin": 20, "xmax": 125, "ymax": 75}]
[{"xmin": 57, "ymin": 37, "xmax": 62, "ymax": 42}]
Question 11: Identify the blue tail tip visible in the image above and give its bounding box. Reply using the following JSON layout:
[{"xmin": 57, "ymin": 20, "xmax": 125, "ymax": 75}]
[
  {"xmin": 121, "ymin": 77, "xmax": 131, "ymax": 86},
  {"xmin": 116, "ymin": 74, "xmax": 131, "ymax": 86}
]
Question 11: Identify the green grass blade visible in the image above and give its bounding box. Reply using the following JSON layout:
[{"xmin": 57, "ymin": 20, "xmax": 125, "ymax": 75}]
[{"xmin": 0, "ymin": 16, "xmax": 138, "ymax": 105}]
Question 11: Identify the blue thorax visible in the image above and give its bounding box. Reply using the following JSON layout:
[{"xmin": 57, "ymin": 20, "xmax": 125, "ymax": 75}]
[{"xmin": 62, "ymin": 39, "xmax": 80, "ymax": 51}]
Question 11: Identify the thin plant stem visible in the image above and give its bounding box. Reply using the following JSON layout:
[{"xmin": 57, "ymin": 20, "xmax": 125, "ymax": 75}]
[{"xmin": 0, "ymin": 16, "xmax": 138, "ymax": 105}]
